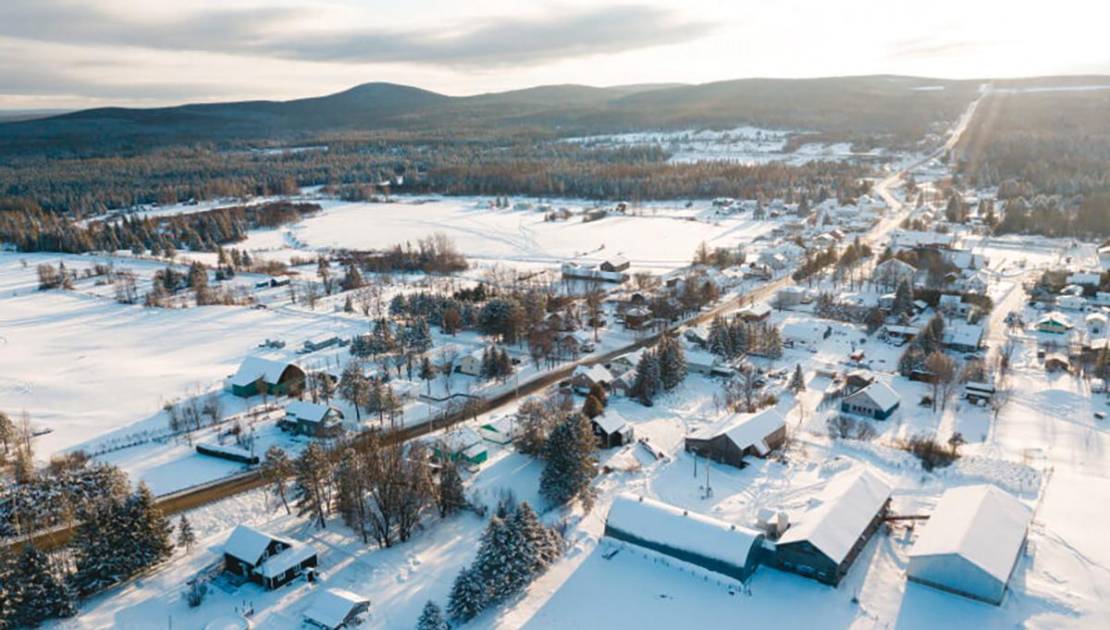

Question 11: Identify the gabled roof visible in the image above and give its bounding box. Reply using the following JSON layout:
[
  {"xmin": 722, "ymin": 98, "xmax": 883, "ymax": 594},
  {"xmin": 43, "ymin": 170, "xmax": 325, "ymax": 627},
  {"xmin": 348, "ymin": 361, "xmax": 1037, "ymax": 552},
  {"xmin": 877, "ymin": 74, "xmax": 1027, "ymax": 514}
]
[
  {"xmin": 593, "ymin": 411, "xmax": 630, "ymax": 435},
  {"xmin": 229, "ymin": 356, "xmax": 296, "ymax": 387},
  {"xmin": 845, "ymin": 381, "xmax": 900, "ymax": 411},
  {"xmin": 224, "ymin": 524, "xmax": 292, "ymax": 566},
  {"xmin": 717, "ymin": 408, "xmax": 786, "ymax": 456},
  {"xmin": 909, "ymin": 485, "xmax": 1031, "ymax": 583},
  {"xmin": 573, "ymin": 364, "xmax": 613, "ymax": 383},
  {"xmin": 606, "ymin": 494, "xmax": 762, "ymax": 570},
  {"xmin": 777, "ymin": 468, "xmax": 892, "ymax": 564},
  {"xmin": 286, "ymin": 400, "xmax": 334, "ymax": 424},
  {"xmin": 304, "ymin": 589, "xmax": 370, "ymax": 629},
  {"xmin": 257, "ymin": 541, "xmax": 317, "ymax": 579}
]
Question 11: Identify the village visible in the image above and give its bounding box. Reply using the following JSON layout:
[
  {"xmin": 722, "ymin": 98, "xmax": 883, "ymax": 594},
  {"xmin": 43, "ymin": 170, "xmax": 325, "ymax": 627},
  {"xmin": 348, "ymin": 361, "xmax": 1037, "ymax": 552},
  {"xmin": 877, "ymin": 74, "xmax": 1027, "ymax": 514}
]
[{"xmin": 1, "ymin": 95, "xmax": 1109, "ymax": 630}]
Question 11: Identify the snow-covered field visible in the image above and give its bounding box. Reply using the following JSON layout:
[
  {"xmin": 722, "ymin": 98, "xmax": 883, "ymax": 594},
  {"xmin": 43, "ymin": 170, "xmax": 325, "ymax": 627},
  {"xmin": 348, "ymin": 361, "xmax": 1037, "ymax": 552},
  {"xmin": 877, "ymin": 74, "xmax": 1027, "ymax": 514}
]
[{"xmin": 562, "ymin": 126, "xmax": 884, "ymax": 165}]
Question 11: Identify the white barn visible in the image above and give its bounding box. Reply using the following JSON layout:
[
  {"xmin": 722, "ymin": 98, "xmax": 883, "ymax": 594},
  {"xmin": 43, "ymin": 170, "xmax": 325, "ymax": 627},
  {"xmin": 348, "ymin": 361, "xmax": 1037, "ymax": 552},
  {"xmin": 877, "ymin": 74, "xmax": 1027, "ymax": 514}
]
[{"xmin": 907, "ymin": 485, "xmax": 1032, "ymax": 605}]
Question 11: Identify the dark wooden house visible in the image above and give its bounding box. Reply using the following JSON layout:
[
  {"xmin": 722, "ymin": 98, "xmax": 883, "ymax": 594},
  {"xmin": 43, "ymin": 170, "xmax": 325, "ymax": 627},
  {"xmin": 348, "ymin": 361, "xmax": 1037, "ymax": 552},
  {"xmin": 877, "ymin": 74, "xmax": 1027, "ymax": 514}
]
[
  {"xmin": 223, "ymin": 524, "xmax": 318, "ymax": 589},
  {"xmin": 684, "ymin": 409, "xmax": 787, "ymax": 469}
]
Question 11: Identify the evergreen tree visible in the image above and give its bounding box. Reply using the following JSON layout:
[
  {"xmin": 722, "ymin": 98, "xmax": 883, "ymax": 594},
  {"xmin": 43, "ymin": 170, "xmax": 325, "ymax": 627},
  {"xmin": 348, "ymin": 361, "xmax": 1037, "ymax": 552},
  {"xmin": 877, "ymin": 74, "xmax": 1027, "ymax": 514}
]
[
  {"xmin": 657, "ymin": 333, "xmax": 688, "ymax": 390},
  {"xmin": 407, "ymin": 317, "xmax": 433, "ymax": 353},
  {"xmin": 436, "ymin": 461, "xmax": 468, "ymax": 518},
  {"xmin": 511, "ymin": 502, "xmax": 562, "ymax": 572},
  {"xmin": 446, "ymin": 566, "xmax": 486, "ymax": 622},
  {"xmin": 419, "ymin": 356, "xmax": 436, "ymax": 396},
  {"xmin": 261, "ymin": 446, "xmax": 294, "ymax": 515},
  {"xmin": 127, "ymin": 483, "xmax": 174, "ymax": 568},
  {"xmin": 293, "ymin": 442, "xmax": 333, "ymax": 528},
  {"xmin": 790, "ymin": 363, "xmax": 806, "ymax": 394},
  {"xmin": 730, "ymin": 319, "xmax": 750, "ymax": 356},
  {"xmin": 582, "ymin": 394, "xmax": 604, "ymax": 419},
  {"xmin": 892, "ymin": 279, "xmax": 914, "ymax": 316},
  {"xmin": 480, "ymin": 346, "xmax": 495, "ymax": 379},
  {"xmin": 8, "ymin": 545, "xmax": 76, "ymax": 626},
  {"xmin": 707, "ymin": 315, "xmax": 733, "ymax": 358},
  {"xmin": 473, "ymin": 516, "xmax": 513, "ymax": 603},
  {"xmin": 631, "ymin": 350, "xmax": 662, "ymax": 406},
  {"xmin": 176, "ymin": 514, "xmax": 196, "ymax": 552},
  {"xmin": 539, "ymin": 414, "xmax": 598, "ymax": 509},
  {"xmin": 417, "ymin": 600, "xmax": 449, "ymax": 630}
]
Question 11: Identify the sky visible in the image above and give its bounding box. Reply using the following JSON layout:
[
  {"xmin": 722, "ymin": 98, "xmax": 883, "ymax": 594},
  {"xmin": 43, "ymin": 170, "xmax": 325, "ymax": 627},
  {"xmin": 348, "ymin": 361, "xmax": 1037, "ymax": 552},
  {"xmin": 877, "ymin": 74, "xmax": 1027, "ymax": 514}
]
[{"xmin": 1, "ymin": 0, "xmax": 1108, "ymax": 110}]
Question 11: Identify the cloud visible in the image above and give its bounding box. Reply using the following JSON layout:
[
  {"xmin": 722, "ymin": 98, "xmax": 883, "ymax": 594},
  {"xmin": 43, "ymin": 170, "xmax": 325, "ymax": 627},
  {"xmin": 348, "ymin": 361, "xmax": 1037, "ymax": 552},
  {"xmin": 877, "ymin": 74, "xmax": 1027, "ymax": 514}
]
[
  {"xmin": 887, "ymin": 37, "xmax": 985, "ymax": 60},
  {"xmin": 0, "ymin": 2, "xmax": 710, "ymax": 67},
  {"xmin": 0, "ymin": 58, "xmax": 236, "ymax": 102}
]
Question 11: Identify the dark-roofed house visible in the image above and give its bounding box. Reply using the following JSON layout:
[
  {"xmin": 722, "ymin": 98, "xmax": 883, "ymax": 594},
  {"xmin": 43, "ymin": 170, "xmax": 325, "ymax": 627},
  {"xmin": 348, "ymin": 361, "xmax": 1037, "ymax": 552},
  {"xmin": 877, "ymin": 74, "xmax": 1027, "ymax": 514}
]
[
  {"xmin": 283, "ymin": 401, "xmax": 344, "ymax": 437},
  {"xmin": 591, "ymin": 412, "xmax": 634, "ymax": 449},
  {"xmin": 684, "ymin": 408, "xmax": 787, "ymax": 469},
  {"xmin": 223, "ymin": 525, "xmax": 318, "ymax": 589},
  {"xmin": 600, "ymin": 255, "xmax": 630, "ymax": 273},
  {"xmin": 840, "ymin": 381, "xmax": 900, "ymax": 420},
  {"xmin": 605, "ymin": 494, "xmax": 765, "ymax": 583},
  {"xmin": 770, "ymin": 468, "xmax": 892, "ymax": 585},
  {"xmin": 228, "ymin": 356, "xmax": 305, "ymax": 398}
]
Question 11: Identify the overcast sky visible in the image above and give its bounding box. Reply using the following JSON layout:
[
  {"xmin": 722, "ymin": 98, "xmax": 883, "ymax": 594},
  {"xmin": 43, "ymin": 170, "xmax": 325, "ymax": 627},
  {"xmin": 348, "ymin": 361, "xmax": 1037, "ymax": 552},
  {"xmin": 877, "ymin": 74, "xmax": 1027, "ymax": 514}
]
[{"xmin": 1, "ymin": 0, "xmax": 1107, "ymax": 109}]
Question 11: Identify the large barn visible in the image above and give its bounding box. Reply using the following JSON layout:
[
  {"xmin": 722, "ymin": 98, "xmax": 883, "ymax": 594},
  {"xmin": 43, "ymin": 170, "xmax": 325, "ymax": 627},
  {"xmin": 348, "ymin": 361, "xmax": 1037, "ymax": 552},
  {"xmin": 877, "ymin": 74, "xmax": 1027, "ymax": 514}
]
[
  {"xmin": 684, "ymin": 408, "xmax": 787, "ymax": 469},
  {"xmin": 228, "ymin": 356, "xmax": 305, "ymax": 398},
  {"xmin": 604, "ymin": 494, "xmax": 765, "ymax": 583},
  {"xmin": 770, "ymin": 468, "xmax": 892, "ymax": 585},
  {"xmin": 907, "ymin": 485, "xmax": 1032, "ymax": 605}
]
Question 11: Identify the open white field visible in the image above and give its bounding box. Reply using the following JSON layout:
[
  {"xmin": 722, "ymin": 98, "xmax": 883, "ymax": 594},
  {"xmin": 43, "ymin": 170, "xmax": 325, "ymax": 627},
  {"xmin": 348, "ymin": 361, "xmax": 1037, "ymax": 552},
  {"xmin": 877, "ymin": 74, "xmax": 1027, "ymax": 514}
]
[{"xmin": 236, "ymin": 196, "xmax": 778, "ymax": 273}]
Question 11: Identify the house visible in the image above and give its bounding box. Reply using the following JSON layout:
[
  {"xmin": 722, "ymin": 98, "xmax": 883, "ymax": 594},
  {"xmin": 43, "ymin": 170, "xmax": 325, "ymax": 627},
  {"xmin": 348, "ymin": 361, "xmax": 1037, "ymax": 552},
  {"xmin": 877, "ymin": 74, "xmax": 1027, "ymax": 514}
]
[
  {"xmin": 685, "ymin": 344, "xmax": 732, "ymax": 376},
  {"xmin": 561, "ymin": 262, "xmax": 626, "ymax": 283},
  {"xmin": 844, "ymin": 370, "xmax": 875, "ymax": 394},
  {"xmin": 1067, "ymin": 271, "xmax": 1101, "ymax": 287},
  {"xmin": 434, "ymin": 427, "xmax": 488, "ymax": 466},
  {"xmin": 571, "ymin": 363, "xmax": 614, "ymax": 394},
  {"xmin": 907, "ymin": 485, "xmax": 1032, "ymax": 606},
  {"xmin": 943, "ymin": 323, "xmax": 984, "ymax": 354},
  {"xmin": 479, "ymin": 415, "xmax": 518, "ymax": 445},
  {"xmin": 282, "ymin": 401, "xmax": 344, "ymax": 437},
  {"xmin": 303, "ymin": 588, "xmax": 371, "ymax": 629},
  {"xmin": 592, "ymin": 412, "xmax": 634, "ymax": 449},
  {"xmin": 623, "ymin": 305, "xmax": 653, "ymax": 330},
  {"xmin": 600, "ymin": 255, "xmax": 630, "ymax": 273},
  {"xmin": 684, "ymin": 325, "xmax": 710, "ymax": 347},
  {"xmin": 962, "ymin": 270, "xmax": 990, "ymax": 294},
  {"xmin": 1036, "ymin": 312, "xmax": 1073, "ymax": 334},
  {"xmin": 872, "ymin": 258, "xmax": 917, "ymax": 290},
  {"xmin": 684, "ymin": 408, "xmax": 787, "ymax": 469},
  {"xmin": 556, "ymin": 331, "xmax": 594, "ymax": 359},
  {"xmin": 770, "ymin": 469, "xmax": 892, "ymax": 585},
  {"xmin": 883, "ymin": 324, "xmax": 919, "ymax": 343},
  {"xmin": 1057, "ymin": 294, "xmax": 1087, "ymax": 311},
  {"xmin": 457, "ymin": 348, "xmax": 486, "ymax": 376},
  {"xmin": 604, "ymin": 494, "xmax": 765, "ymax": 583},
  {"xmin": 228, "ymin": 357, "xmax": 305, "ymax": 397},
  {"xmin": 840, "ymin": 381, "xmax": 900, "ymax": 420},
  {"xmin": 738, "ymin": 302, "xmax": 772, "ymax": 322},
  {"xmin": 1086, "ymin": 312, "xmax": 1108, "ymax": 337},
  {"xmin": 937, "ymin": 294, "xmax": 962, "ymax": 314},
  {"xmin": 223, "ymin": 525, "xmax": 317, "ymax": 590}
]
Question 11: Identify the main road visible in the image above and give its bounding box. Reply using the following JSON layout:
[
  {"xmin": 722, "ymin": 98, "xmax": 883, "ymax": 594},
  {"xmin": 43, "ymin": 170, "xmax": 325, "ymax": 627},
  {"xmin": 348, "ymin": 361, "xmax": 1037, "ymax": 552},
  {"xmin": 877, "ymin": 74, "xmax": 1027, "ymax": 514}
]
[{"xmin": 11, "ymin": 92, "xmax": 987, "ymax": 552}]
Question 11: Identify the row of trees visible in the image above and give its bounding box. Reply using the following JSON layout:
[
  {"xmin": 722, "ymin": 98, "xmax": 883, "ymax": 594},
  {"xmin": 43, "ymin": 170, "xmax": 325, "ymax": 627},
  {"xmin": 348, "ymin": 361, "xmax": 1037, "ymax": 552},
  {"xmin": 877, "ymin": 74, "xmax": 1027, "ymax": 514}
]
[{"xmin": 706, "ymin": 315, "xmax": 784, "ymax": 361}]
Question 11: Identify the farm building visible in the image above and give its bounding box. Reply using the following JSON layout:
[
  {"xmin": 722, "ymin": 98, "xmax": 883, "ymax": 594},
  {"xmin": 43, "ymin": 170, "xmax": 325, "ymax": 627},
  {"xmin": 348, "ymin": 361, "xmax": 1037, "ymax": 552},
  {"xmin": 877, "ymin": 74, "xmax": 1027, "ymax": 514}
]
[
  {"xmin": 302, "ymin": 334, "xmax": 342, "ymax": 353},
  {"xmin": 684, "ymin": 408, "xmax": 787, "ymax": 469},
  {"xmin": 303, "ymin": 588, "xmax": 371, "ymax": 629},
  {"xmin": 572, "ymin": 363, "xmax": 614, "ymax": 394},
  {"xmin": 604, "ymin": 494, "xmax": 765, "ymax": 583},
  {"xmin": 840, "ymin": 381, "xmax": 900, "ymax": 420},
  {"xmin": 282, "ymin": 400, "xmax": 344, "ymax": 437},
  {"xmin": 592, "ymin": 412, "xmax": 634, "ymax": 449},
  {"xmin": 907, "ymin": 485, "xmax": 1032, "ymax": 605},
  {"xmin": 223, "ymin": 525, "xmax": 317, "ymax": 590},
  {"xmin": 227, "ymin": 357, "xmax": 305, "ymax": 397},
  {"xmin": 600, "ymin": 255, "xmax": 631, "ymax": 273},
  {"xmin": 770, "ymin": 469, "xmax": 892, "ymax": 586}
]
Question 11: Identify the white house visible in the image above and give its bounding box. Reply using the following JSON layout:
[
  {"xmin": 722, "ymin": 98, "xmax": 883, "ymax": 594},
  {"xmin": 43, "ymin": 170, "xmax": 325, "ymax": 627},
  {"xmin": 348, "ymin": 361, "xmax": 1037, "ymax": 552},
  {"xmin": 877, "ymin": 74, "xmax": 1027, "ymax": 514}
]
[
  {"xmin": 840, "ymin": 381, "xmax": 900, "ymax": 420},
  {"xmin": 907, "ymin": 485, "xmax": 1032, "ymax": 606},
  {"xmin": 1057, "ymin": 294, "xmax": 1087, "ymax": 311},
  {"xmin": 457, "ymin": 348, "xmax": 486, "ymax": 376},
  {"xmin": 1086, "ymin": 312, "xmax": 1108, "ymax": 337}
]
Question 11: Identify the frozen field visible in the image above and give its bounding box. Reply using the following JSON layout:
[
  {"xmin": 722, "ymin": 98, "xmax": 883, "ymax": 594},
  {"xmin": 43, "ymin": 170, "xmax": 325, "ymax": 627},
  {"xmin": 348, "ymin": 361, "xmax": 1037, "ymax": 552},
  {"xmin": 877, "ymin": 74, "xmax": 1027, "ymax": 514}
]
[{"xmin": 237, "ymin": 196, "xmax": 778, "ymax": 273}]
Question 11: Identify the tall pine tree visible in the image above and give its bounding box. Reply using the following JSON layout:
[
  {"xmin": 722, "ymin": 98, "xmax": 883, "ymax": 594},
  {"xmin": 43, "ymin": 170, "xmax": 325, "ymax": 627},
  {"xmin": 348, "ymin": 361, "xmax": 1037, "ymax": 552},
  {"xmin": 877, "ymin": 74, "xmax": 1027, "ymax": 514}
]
[{"xmin": 539, "ymin": 414, "xmax": 598, "ymax": 509}]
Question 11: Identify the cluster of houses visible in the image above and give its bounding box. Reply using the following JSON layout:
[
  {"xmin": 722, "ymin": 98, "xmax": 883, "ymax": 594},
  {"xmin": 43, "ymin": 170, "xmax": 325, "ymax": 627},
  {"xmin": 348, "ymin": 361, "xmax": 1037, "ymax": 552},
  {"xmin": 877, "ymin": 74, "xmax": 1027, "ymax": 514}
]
[{"xmin": 604, "ymin": 471, "xmax": 1032, "ymax": 606}]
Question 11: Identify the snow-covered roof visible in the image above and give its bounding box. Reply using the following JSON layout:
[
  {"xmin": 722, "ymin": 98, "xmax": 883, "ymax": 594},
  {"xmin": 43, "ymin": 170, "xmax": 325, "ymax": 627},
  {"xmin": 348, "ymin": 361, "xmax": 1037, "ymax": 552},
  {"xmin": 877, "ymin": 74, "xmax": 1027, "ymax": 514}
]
[
  {"xmin": 224, "ymin": 524, "xmax": 292, "ymax": 566},
  {"xmin": 573, "ymin": 363, "xmax": 613, "ymax": 383},
  {"xmin": 303, "ymin": 589, "xmax": 370, "ymax": 629},
  {"xmin": 777, "ymin": 468, "xmax": 892, "ymax": 563},
  {"xmin": 258, "ymin": 540, "xmax": 316, "ymax": 579},
  {"xmin": 846, "ymin": 381, "xmax": 900, "ymax": 411},
  {"xmin": 739, "ymin": 303, "xmax": 772, "ymax": 318},
  {"xmin": 1067, "ymin": 271, "xmax": 1101, "ymax": 286},
  {"xmin": 286, "ymin": 400, "xmax": 333, "ymax": 423},
  {"xmin": 718, "ymin": 408, "xmax": 786, "ymax": 456},
  {"xmin": 1037, "ymin": 312, "xmax": 1073, "ymax": 328},
  {"xmin": 593, "ymin": 411, "xmax": 630, "ymax": 435},
  {"xmin": 781, "ymin": 320, "xmax": 827, "ymax": 344},
  {"xmin": 943, "ymin": 323, "xmax": 983, "ymax": 348},
  {"xmin": 229, "ymin": 356, "xmax": 296, "ymax": 387},
  {"xmin": 441, "ymin": 426, "xmax": 483, "ymax": 452},
  {"xmin": 909, "ymin": 485, "xmax": 1031, "ymax": 583},
  {"xmin": 606, "ymin": 494, "xmax": 762, "ymax": 570}
]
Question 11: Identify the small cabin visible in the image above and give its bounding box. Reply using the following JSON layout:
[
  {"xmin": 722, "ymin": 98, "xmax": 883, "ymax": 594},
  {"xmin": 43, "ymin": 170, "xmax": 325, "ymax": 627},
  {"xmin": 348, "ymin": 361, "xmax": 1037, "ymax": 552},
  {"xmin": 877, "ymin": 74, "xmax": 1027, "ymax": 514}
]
[{"xmin": 223, "ymin": 525, "xmax": 317, "ymax": 590}]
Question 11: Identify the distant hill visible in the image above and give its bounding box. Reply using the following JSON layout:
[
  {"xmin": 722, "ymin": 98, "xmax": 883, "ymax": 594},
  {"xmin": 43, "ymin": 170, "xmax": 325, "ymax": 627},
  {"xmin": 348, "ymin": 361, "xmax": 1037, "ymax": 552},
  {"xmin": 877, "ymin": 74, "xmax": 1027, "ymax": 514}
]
[{"xmin": 0, "ymin": 75, "xmax": 1059, "ymax": 157}]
